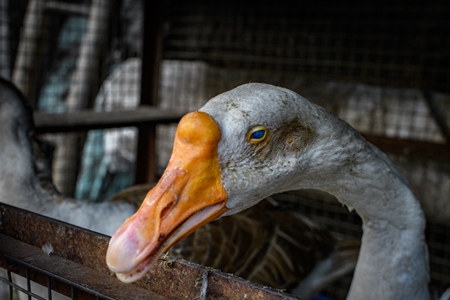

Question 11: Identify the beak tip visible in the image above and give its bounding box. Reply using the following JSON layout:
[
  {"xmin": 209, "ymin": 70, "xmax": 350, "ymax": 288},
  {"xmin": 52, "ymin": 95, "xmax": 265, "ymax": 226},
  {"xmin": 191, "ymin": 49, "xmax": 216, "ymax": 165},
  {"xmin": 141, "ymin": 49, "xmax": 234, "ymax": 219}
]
[{"xmin": 106, "ymin": 228, "xmax": 140, "ymax": 273}]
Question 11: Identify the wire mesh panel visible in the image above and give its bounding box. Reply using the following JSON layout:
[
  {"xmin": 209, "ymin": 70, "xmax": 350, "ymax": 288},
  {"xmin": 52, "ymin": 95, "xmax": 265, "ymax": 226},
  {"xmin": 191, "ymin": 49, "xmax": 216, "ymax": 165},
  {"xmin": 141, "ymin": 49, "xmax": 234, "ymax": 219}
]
[
  {"xmin": 164, "ymin": 1, "xmax": 450, "ymax": 93},
  {"xmin": 1, "ymin": 260, "xmax": 108, "ymax": 300}
]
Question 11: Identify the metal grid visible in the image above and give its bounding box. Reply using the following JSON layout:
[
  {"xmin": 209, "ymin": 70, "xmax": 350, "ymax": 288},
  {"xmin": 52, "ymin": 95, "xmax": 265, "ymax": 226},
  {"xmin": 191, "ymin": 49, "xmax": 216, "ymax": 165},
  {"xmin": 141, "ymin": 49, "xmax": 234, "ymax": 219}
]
[
  {"xmin": 0, "ymin": 258, "xmax": 114, "ymax": 300},
  {"xmin": 164, "ymin": 1, "xmax": 450, "ymax": 93}
]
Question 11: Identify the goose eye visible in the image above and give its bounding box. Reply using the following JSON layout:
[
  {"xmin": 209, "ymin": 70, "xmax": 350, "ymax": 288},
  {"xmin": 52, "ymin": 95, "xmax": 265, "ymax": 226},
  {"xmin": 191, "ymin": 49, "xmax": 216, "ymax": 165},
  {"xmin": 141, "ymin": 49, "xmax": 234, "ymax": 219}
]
[{"xmin": 247, "ymin": 126, "xmax": 267, "ymax": 143}]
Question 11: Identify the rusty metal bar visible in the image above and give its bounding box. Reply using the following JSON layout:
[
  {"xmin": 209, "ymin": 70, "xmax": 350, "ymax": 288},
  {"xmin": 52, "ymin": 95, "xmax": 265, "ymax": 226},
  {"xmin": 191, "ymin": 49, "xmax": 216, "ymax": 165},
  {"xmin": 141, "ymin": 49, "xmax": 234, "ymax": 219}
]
[
  {"xmin": 0, "ymin": 235, "xmax": 166, "ymax": 300},
  {"xmin": 0, "ymin": 203, "xmax": 298, "ymax": 300}
]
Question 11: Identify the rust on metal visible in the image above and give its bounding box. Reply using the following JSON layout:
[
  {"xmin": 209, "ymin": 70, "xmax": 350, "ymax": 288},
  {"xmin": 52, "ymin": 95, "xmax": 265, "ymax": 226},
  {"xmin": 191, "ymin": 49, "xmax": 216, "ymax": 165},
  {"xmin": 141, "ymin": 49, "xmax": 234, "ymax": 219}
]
[
  {"xmin": 0, "ymin": 234, "xmax": 166, "ymax": 299},
  {"xmin": 0, "ymin": 203, "xmax": 299, "ymax": 299}
]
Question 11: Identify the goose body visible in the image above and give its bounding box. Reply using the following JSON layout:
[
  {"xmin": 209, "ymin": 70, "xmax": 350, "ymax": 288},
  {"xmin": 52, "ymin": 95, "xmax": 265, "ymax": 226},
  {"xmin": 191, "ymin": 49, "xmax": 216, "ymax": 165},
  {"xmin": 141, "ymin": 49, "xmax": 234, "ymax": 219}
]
[{"xmin": 107, "ymin": 83, "xmax": 429, "ymax": 299}]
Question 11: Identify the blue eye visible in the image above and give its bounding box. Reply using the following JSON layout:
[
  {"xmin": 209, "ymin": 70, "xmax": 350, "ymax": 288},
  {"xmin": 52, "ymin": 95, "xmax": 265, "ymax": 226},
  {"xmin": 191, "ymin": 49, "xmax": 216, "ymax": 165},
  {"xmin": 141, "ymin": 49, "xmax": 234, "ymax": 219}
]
[
  {"xmin": 251, "ymin": 130, "xmax": 265, "ymax": 140},
  {"xmin": 247, "ymin": 126, "xmax": 268, "ymax": 143}
]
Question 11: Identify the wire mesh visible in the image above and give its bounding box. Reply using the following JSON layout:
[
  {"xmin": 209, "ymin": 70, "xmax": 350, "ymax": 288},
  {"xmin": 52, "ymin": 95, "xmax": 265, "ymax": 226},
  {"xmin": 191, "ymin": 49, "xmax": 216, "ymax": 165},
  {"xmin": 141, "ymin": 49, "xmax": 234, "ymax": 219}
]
[
  {"xmin": 0, "ymin": 261, "xmax": 102, "ymax": 300},
  {"xmin": 164, "ymin": 1, "xmax": 450, "ymax": 93}
]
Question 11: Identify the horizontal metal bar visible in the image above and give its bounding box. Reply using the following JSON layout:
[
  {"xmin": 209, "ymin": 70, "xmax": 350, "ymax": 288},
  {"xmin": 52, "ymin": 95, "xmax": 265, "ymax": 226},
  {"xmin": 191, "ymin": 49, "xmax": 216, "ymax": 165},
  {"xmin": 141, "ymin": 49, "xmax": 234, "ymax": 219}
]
[
  {"xmin": 0, "ymin": 203, "xmax": 298, "ymax": 300},
  {"xmin": 33, "ymin": 106, "xmax": 187, "ymax": 133}
]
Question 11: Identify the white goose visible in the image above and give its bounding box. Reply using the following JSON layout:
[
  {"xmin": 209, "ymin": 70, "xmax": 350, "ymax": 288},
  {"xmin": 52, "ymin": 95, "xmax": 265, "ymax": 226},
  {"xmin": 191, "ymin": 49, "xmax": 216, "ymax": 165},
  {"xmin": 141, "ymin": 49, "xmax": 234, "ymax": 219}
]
[
  {"xmin": 107, "ymin": 83, "xmax": 429, "ymax": 300},
  {"xmin": 0, "ymin": 78, "xmax": 357, "ymax": 298}
]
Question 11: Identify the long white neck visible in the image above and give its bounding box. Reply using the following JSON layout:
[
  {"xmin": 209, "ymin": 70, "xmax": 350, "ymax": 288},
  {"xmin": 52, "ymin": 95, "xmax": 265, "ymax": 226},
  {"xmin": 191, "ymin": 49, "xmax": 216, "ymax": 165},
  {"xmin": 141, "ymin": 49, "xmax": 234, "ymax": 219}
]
[
  {"xmin": 300, "ymin": 130, "xmax": 429, "ymax": 300},
  {"xmin": 343, "ymin": 173, "xmax": 428, "ymax": 300}
]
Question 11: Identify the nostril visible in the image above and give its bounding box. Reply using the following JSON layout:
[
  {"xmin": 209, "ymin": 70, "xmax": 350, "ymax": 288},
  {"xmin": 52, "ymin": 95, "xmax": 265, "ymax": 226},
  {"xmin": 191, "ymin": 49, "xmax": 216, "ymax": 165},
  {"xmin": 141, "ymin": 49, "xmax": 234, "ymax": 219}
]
[{"xmin": 160, "ymin": 202, "xmax": 174, "ymax": 219}]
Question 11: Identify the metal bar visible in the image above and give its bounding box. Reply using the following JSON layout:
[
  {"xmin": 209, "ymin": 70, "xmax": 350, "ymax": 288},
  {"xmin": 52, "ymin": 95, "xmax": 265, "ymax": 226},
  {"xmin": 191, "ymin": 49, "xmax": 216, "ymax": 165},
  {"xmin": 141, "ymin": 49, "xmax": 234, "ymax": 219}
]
[
  {"xmin": 0, "ymin": 203, "xmax": 297, "ymax": 300},
  {"xmin": 33, "ymin": 106, "xmax": 186, "ymax": 133},
  {"xmin": 47, "ymin": 275, "xmax": 52, "ymax": 300},
  {"xmin": 26, "ymin": 268, "xmax": 31, "ymax": 300},
  {"xmin": 0, "ymin": 273, "xmax": 46, "ymax": 300},
  {"xmin": 7, "ymin": 269, "xmax": 13, "ymax": 300},
  {"xmin": 0, "ymin": 235, "xmax": 167, "ymax": 300}
]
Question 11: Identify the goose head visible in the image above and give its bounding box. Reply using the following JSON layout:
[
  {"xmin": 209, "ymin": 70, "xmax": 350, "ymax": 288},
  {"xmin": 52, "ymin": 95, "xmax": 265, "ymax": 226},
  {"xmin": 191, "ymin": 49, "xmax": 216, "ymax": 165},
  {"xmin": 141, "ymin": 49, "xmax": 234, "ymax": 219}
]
[{"xmin": 106, "ymin": 83, "xmax": 402, "ymax": 282}]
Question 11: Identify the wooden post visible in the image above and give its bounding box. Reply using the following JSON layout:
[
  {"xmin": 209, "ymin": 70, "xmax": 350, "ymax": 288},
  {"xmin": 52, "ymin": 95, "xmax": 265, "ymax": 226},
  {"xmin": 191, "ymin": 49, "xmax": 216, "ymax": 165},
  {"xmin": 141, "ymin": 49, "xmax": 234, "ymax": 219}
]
[{"xmin": 135, "ymin": 0, "xmax": 164, "ymax": 184}]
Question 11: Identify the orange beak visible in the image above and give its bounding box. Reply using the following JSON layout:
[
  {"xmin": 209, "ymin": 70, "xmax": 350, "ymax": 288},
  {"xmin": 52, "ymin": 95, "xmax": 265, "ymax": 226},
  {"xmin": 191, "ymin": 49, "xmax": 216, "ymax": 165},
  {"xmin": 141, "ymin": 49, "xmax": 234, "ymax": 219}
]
[{"xmin": 106, "ymin": 111, "xmax": 228, "ymax": 283}]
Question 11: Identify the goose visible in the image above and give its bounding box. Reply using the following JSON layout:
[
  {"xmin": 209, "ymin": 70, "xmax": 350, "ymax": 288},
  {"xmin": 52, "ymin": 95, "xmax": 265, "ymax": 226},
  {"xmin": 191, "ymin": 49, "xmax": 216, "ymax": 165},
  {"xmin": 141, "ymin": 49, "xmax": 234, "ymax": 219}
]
[
  {"xmin": 0, "ymin": 78, "xmax": 356, "ymax": 298},
  {"xmin": 107, "ymin": 83, "xmax": 429, "ymax": 300}
]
